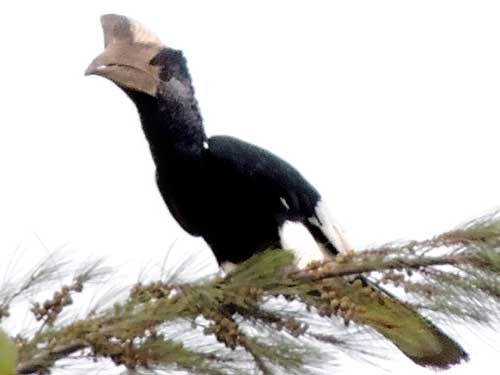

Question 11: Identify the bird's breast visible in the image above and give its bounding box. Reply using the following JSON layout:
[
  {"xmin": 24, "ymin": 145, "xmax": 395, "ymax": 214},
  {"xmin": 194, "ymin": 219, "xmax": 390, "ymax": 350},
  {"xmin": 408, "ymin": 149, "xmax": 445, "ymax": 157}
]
[{"xmin": 155, "ymin": 163, "xmax": 207, "ymax": 236}]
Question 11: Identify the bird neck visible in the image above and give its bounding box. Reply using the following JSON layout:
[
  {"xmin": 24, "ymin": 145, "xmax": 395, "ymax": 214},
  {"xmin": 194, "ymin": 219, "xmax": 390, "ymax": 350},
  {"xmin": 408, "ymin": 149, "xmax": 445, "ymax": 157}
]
[{"xmin": 127, "ymin": 86, "xmax": 207, "ymax": 166}]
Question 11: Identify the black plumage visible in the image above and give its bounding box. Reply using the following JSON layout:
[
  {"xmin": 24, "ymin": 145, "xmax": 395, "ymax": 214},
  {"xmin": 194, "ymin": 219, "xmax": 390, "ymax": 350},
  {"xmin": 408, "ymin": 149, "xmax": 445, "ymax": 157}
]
[
  {"xmin": 126, "ymin": 79, "xmax": 328, "ymax": 265},
  {"xmin": 86, "ymin": 14, "xmax": 469, "ymax": 368},
  {"xmin": 85, "ymin": 15, "xmax": 343, "ymax": 267}
]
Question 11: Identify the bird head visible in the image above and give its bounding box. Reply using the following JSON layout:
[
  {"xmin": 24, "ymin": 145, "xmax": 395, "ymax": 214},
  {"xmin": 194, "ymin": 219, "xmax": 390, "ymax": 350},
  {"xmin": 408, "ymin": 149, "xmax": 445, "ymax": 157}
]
[{"xmin": 85, "ymin": 14, "xmax": 191, "ymax": 98}]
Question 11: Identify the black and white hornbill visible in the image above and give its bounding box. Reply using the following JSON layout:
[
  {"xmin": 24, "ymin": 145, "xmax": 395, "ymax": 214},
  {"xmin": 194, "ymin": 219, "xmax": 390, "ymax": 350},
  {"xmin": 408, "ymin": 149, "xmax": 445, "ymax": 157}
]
[
  {"xmin": 85, "ymin": 14, "xmax": 350, "ymax": 270},
  {"xmin": 86, "ymin": 14, "xmax": 468, "ymax": 369}
]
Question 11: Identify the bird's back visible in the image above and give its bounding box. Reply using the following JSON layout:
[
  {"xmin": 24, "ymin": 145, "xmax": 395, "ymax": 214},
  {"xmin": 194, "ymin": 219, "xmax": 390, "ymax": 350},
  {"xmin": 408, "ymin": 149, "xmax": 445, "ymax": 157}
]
[{"xmin": 200, "ymin": 135, "xmax": 321, "ymax": 264}]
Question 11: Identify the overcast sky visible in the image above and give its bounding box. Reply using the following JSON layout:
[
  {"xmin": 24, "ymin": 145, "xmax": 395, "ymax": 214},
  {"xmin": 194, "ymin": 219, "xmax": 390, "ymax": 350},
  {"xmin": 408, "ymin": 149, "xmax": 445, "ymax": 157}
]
[{"xmin": 0, "ymin": 1, "xmax": 499, "ymax": 374}]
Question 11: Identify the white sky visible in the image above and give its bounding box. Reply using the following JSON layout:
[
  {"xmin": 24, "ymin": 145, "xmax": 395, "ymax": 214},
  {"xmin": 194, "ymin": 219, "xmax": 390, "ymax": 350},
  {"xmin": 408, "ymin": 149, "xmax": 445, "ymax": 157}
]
[{"xmin": 0, "ymin": 1, "xmax": 499, "ymax": 374}]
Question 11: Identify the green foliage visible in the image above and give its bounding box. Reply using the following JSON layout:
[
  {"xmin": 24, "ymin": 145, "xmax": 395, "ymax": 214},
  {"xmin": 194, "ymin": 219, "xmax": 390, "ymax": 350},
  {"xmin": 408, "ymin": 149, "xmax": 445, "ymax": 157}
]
[
  {"xmin": 0, "ymin": 329, "xmax": 16, "ymax": 375},
  {"xmin": 6, "ymin": 211, "xmax": 500, "ymax": 374}
]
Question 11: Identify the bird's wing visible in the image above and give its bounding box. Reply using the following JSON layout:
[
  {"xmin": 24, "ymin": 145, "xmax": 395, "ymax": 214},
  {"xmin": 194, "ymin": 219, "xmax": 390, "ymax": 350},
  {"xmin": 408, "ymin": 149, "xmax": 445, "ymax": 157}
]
[
  {"xmin": 207, "ymin": 135, "xmax": 352, "ymax": 257},
  {"xmin": 207, "ymin": 137, "xmax": 469, "ymax": 368}
]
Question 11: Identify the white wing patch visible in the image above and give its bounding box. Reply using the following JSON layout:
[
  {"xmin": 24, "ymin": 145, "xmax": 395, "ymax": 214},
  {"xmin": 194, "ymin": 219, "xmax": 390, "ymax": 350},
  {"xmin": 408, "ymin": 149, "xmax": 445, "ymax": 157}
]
[
  {"xmin": 280, "ymin": 197, "xmax": 290, "ymax": 210},
  {"xmin": 309, "ymin": 199, "xmax": 353, "ymax": 254},
  {"xmin": 279, "ymin": 221, "xmax": 325, "ymax": 269},
  {"xmin": 279, "ymin": 200, "xmax": 352, "ymax": 269}
]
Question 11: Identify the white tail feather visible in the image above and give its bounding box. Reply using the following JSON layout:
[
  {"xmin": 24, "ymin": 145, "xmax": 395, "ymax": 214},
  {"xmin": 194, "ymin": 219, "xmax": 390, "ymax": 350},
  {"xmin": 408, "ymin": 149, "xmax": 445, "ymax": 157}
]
[{"xmin": 310, "ymin": 199, "xmax": 353, "ymax": 254}]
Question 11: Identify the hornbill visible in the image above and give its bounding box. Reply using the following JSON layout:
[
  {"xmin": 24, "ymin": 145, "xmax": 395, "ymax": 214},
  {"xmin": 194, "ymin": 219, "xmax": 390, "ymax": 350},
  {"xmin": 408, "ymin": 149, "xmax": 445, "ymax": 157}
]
[{"xmin": 85, "ymin": 14, "xmax": 468, "ymax": 369}]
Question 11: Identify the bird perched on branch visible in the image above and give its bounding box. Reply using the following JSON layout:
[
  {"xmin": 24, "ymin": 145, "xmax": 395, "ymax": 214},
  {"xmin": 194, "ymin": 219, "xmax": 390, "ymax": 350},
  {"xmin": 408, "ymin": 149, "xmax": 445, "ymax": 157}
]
[
  {"xmin": 85, "ymin": 14, "xmax": 351, "ymax": 271},
  {"xmin": 86, "ymin": 14, "xmax": 468, "ymax": 369}
]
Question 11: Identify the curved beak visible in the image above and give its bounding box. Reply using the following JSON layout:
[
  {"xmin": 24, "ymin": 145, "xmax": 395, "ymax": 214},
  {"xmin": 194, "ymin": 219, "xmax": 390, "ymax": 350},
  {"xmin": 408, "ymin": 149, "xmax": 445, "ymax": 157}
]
[{"xmin": 84, "ymin": 55, "xmax": 107, "ymax": 76}]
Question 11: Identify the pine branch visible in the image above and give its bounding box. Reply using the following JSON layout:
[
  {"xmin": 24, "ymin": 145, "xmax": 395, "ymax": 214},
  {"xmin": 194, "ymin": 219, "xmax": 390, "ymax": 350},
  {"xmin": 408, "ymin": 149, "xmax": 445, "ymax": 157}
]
[
  {"xmin": 4, "ymin": 210, "xmax": 500, "ymax": 374},
  {"xmin": 17, "ymin": 340, "xmax": 87, "ymax": 374},
  {"xmin": 294, "ymin": 254, "xmax": 464, "ymax": 279}
]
